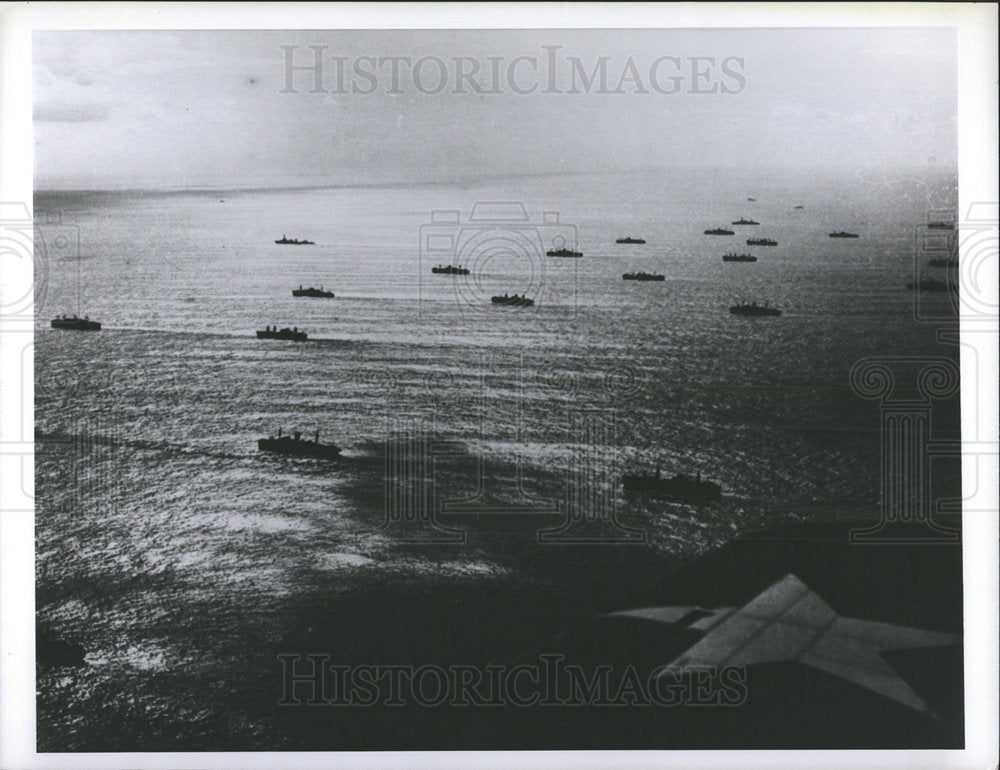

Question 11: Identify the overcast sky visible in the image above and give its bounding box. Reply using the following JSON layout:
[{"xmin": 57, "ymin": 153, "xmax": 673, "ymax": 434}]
[{"xmin": 34, "ymin": 28, "xmax": 957, "ymax": 190}]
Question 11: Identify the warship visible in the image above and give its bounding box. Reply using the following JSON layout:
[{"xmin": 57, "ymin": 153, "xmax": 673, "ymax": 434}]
[
  {"xmin": 747, "ymin": 238, "xmax": 778, "ymax": 246},
  {"xmin": 828, "ymin": 231, "xmax": 859, "ymax": 238},
  {"xmin": 431, "ymin": 265, "xmax": 470, "ymax": 275},
  {"xmin": 546, "ymin": 248, "xmax": 583, "ymax": 258},
  {"xmin": 722, "ymin": 253, "xmax": 757, "ymax": 262},
  {"xmin": 731, "ymin": 218, "xmax": 759, "ymax": 225},
  {"xmin": 622, "ymin": 271, "xmax": 665, "ymax": 281},
  {"xmin": 258, "ymin": 428, "xmax": 340, "ymax": 459},
  {"xmin": 615, "ymin": 237, "xmax": 646, "ymax": 244},
  {"xmin": 704, "ymin": 228, "xmax": 735, "ymax": 236},
  {"xmin": 275, "ymin": 235, "xmax": 315, "ymax": 245}
]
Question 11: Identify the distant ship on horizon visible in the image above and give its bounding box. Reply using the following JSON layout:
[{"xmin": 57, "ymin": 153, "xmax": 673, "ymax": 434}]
[
  {"xmin": 431, "ymin": 264, "xmax": 470, "ymax": 275},
  {"xmin": 705, "ymin": 228, "xmax": 735, "ymax": 236},
  {"xmin": 906, "ymin": 279, "xmax": 951, "ymax": 292},
  {"xmin": 258, "ymin": 428, "xmax": 340, "ymax": 459},
  {"xmin": 722, "ymin": 253, "xmax": 757, "ymax": 262},
  {"xmin": 275, "ymin": 235, "xmax": 315, "ymax": 245},
  {"xmin": 730, "ymin": 302, "xmax": 782, "ymax": 317},
  {"xmin": 257, "ymin": 325, "xmax": 308, "ymax": 341},
  {"xmin": 747, "ymin": 238, "xmax": 778, "ymax": 246},
  {"xmin": 828, "ymin": 231, "xmax": 859, "ymax": 238},
  {"xmin": 622, "ymin": 271, "xmax": 665, "ymax": 281},
  {"xmin": 731, "ymin": 217, "xmax": 759, "ymax": 225},
  {"xmin": 546, "ymin": 247, "xmax": 583, "ymax": 257},
  {"xmin": 292, "ymin": 285, "xmax": 334, "ymax": 298},
  {"xmin": 622, "ymin": 468, "xmax": 722, "ymax": 500},
  {"xmin": 50, "ymin": 315, "xmax": 101, "ymax": 331},
  {"xmin": 615, "ymin": 237, "xmax": 646, "ymax": 244},
  {"xmin": 491, "ymin": 293, "xmax": 534, "ymax": 306}
]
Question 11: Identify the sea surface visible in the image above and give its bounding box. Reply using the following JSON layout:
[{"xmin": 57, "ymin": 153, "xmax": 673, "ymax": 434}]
[{"xmin": 33, "ymin": 166, "xmax": 962, "ymax": 749}]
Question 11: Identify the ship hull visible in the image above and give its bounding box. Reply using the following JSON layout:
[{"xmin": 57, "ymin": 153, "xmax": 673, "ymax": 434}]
[
  {"xmin": 256, "ymin": 330, "xmax": 308, "ymax": 341},
  {"xmin": 258, "ymin": 437, "xmax": 341, "ymax": 459},
  {"xmin": 51, "ymin": 319, "xmax": 101, "ymax": 331}
]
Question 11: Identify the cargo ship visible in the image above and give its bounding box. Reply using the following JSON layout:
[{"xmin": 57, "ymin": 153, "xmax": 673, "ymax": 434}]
[
  {"xmin": 704, "ymin": 228, "xmax": 735, "ymax": 236},
  {"xmin": 622, "ymin": 468, "xmax": 722, "ymax": 500},
  {"xmin": 50, "ymin": 315, "xmax": 101, "ymax": 331},
  {"xmin": 256, "ymin": 325, "xmax": 308, "ymax": 341},
  {"xmin": 747, "ymin": 238, "xmax": 778, "ymax": 246},
  {"xmin": 722, "ymin": 253, "xmax": 757, "ymax": 262},
  {"xmin": 491, "ymin": 293, "xmax": 534, "ymax": 306},
  {"xmin": 258, "ymin": 428, "xmax": 340, "ymax": 459},
  {"xmin": 729, "ymin": 302, "xmax": 782, "ymax": 317},
  {"xmin": 292, "ymin": 285, "xmax": 334, "ymax": 298}
]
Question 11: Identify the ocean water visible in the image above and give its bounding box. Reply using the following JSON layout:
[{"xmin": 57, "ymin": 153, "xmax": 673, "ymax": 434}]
[{"xmin": 34, "ymin": 166, "xmax": 961, "ymax": 749}]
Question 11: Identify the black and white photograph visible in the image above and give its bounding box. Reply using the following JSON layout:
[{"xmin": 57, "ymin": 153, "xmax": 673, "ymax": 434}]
[{"xmin": 0, "ymin": 3, "xmax": 997, "ymax": 768}]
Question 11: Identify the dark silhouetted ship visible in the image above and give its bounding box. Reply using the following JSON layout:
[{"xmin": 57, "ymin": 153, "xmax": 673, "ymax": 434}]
[
  {"xmin": 747, "ymin": 238, "xmax": 777, "ymax": 246},
  {"xmin": 275, "ymin": 235, "xmax": 315, "ymax": 245},
  {"xmin": 906, "ymin": 279, "xmax": 951, "ymax": 292},
  {"xmin": 292, "ymin": 285, "xmax": 334, "ymax": 298},
  {"xmin": 928, "ymin": 258, "xmax": 958, "ymax": 268},
  {"xmin": 615, "ymin": 237, "xmax": 646, "ymax": 244},
  {"xmin": 747, "ymin": 197, "xmax": 756, "ymax": 202},
  {"xmin": 730, "ymin": 302, "xmax": 782, "ymax": 317},
  {"xmin": 258, "ymin": 428, "xmax": 340, "ymax": 459},
  {"xmin": 794, "ymin": 205, "xmax": 804, "ymax": 209},
  {"xmin": 704, "ymin": 228, "xmax": 735, "ymax": 235},
  {"xmin": 731, "ymin": 218, "xmax": 759, "ymax": 225},
  {"xmin": 431, "ymin": 265, "xmax": 470, "ymax": 275},
  {"xmin": 622, "ymin": 271, "xmax": 665, "ymax": 281},
  {"xmin": 546, "ymin": 248, "xmax": 583, "ymax": 257},
  {"xmin": 927, "ymin": 222, "xmax": 955, "ymax": 230},
  {"xmin": 622, "ymin": 468, "xmax": 722, "ymax": 500},
  {"xmin": 256, "ymin": 325, "xmax": 308, "ymax": 341},
  {"xmin": 828, "ymin": 231, "xmax": 859, "ymax": 238},
  {"xmin": 51, "ymin": 315, "xmax": 101, "ymax": 331},
  {"xmin": 722, "ymin": 253, "xmax": 757, "ymax": 262},
  {"xmin": 491, "ymin": 293, "xmax": 534, "ymax": 306}
]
